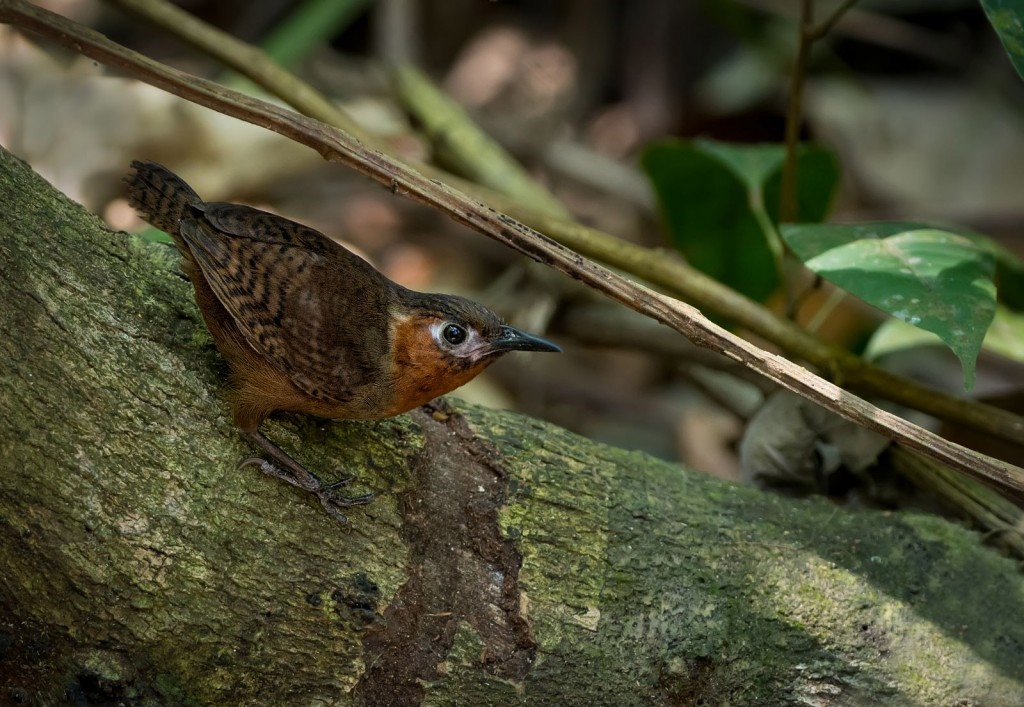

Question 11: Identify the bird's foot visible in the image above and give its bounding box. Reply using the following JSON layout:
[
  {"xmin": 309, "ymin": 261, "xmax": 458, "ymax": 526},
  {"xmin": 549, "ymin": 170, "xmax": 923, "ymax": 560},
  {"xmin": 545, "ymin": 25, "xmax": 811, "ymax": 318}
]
[{"xmin": 238, "ymin": 457, "xmax": 374, "ymax": 524}]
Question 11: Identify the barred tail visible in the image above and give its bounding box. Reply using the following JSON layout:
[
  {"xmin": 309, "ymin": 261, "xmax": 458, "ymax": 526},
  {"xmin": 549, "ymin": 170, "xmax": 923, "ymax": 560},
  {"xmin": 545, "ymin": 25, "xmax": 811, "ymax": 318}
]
[{"xmin": 124, "ymin": 160, "xmax": 203, "ymax": 241}]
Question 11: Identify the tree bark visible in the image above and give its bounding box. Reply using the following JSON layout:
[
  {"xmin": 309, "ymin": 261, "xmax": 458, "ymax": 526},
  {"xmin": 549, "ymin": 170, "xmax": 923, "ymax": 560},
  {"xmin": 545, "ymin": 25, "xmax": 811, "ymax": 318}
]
[{"xmin": 0, "ymin": 146, "xmax": 1021, "ymax": 706}]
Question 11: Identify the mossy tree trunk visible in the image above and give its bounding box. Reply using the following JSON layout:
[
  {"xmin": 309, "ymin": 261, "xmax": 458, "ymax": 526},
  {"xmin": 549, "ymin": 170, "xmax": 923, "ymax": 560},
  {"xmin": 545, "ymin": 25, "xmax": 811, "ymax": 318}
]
[{"xmin": 0, "ymin": 147, "xmax": 1022, "ymax": 706}]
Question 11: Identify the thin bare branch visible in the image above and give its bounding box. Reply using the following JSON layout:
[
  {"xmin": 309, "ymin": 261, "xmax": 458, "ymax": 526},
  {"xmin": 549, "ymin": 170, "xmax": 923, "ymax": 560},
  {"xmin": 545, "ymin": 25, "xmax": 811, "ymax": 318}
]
[
  {"xmin": 1, "ymin": 0, "xmax": 1022, "ymax": 504},
  {"xmin": 99, "ymin": 0, "xmax": 1024, "ymax": 450}
]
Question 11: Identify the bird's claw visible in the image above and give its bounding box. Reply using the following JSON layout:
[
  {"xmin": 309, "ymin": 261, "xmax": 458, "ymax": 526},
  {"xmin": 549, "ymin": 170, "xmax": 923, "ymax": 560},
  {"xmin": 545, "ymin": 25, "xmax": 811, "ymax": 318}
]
[
  {"xmin": 238, "ymin": 456, "xmax": 281, "ymax": 477},
  {"xmin": 238, "ymin": 456, "xmax": 373, "ymax": 524},
  {"xmin": 316, "ymin": 488, "xmax": 375, "ymax": 525}
]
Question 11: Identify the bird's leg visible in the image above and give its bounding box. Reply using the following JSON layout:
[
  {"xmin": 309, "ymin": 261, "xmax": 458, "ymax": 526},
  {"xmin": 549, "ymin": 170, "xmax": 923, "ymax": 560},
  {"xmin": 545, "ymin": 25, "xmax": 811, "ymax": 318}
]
[{"xmin": 238, "ymin": 429, "xmax": 374, "ymax": 523}]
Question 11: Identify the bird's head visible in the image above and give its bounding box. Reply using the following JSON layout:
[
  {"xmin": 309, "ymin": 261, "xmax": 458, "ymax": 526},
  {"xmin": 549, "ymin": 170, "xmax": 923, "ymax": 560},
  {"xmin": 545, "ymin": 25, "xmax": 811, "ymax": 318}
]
[{"xmin": 383, "ymin": 292, "xmax": 560, "ymax": 416}]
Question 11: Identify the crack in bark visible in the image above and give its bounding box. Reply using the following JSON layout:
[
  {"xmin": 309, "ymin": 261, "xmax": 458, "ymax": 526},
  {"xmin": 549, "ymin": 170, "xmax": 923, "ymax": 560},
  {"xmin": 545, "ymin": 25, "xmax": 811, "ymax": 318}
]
[{"xmin": 353, "ymin": 401, "xmax": 535, "ymax": 706}]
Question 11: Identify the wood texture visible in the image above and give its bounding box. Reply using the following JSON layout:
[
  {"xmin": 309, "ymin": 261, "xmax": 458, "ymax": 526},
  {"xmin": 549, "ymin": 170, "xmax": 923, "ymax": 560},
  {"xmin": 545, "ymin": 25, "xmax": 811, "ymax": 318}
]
[{"xmin": 1, "ymin": 148, "xmax": 1022, "ymax": 706}]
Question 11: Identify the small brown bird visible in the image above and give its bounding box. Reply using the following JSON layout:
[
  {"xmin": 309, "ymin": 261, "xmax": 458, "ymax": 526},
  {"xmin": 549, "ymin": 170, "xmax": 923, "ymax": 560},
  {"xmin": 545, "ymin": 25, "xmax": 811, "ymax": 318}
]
[{"xmin": 125, "ymin": 161, "xmax": 559, "ymax": 521}]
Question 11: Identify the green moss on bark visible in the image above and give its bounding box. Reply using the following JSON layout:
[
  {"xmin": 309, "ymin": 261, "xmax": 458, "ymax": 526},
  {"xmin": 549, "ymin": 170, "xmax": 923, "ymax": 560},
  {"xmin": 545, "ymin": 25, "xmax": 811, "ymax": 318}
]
[{"xmin": 1, "ymin": 147, "xmax": 1022, "ymax": 706}]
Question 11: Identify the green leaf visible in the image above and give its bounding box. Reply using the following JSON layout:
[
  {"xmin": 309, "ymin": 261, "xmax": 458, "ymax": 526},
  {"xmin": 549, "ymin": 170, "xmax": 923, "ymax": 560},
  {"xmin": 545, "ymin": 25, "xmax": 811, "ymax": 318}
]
[
  {"xmin": 784, "ymin": 221, "xmax": 930, "ymax": 261},
  {"xmin": 693, "ymin": 140, "xmax": 786, "ymax": 192},
  {"xmin": 642, "ymin": 142, "xmax": 777, "ymax": 302},
  {"xmin": 785, "ymin": 221, "xmax": 1024, "ymax": 312},
  {"xmin": 983, "ymin": 305, "xmax": 1024, "ymax": 362},
  {"xmin": 866, "ymin": 305, "xmax": 1024, "ymax": 366},
  {"xmin": 262, "ymin": 0, "xmax": 372, "ymax": 68},
  {"xmin": 641, "ymin": 139, "xmax": 839, "ymax": 303},
  {"xmin": 783, "ymin": 224, "xmax": 996, "ymax": 389},
  {"xmin": 981, "ymin": 0, "xmax": 1024, "ymax": 84},
  {"xmin": 960, "ymin": 231, "xmax": 1024, "ymax": 312},
  {"xmin": 763, "ymin": 147, "xmax": 840, "ymax": 224},
  {"xmin": 136, "ymin": 227, "xmax": 174, "ymax": 245},
  {"xmin": 694, "ymin": 140, "xmax": 840, "ymax": 223}
]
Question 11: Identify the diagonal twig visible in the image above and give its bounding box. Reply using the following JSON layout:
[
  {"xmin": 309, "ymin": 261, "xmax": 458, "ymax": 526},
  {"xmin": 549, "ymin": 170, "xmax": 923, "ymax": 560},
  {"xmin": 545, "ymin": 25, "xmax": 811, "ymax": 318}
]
[
  {"xmin": 107, "ymin": 0, "xmax": 1024, "ymax": 450},
  {"xmin": 1, "ymin": 0, "xmax": 1022, "ymax": 504}
]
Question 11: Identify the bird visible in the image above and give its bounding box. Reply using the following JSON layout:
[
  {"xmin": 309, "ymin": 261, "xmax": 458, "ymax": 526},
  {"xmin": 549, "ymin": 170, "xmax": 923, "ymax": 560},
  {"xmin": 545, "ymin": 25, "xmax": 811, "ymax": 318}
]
[{"xmin": 125, "ymin": 161, "xmax": 560, "ymax": 522}]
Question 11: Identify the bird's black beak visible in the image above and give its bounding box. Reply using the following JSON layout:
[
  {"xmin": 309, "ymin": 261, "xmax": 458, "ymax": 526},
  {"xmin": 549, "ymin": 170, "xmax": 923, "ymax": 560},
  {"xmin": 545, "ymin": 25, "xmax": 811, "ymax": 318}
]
[{"xmin": 490, "ymin": 325, "xmax": 561, "ymax": 354}]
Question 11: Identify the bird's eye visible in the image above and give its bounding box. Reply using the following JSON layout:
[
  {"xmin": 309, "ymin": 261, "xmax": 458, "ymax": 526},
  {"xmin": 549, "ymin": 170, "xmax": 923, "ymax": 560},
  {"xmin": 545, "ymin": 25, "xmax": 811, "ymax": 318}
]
[{"xmin": 442, "ymin": 323, "xmax": 467, "ymax": 345}]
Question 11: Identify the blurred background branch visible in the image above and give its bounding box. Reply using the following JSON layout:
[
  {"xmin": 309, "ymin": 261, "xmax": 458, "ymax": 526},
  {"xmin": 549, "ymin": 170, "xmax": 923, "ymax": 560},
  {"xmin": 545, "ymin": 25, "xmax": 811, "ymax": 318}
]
[{"xmin": 2, "ymin": 0, "xmax": 1024, "ymax": 544}]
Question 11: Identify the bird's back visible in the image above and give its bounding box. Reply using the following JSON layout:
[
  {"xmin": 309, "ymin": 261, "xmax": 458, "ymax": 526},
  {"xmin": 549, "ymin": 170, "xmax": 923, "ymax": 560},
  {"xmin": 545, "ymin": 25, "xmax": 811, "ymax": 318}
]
[{"xmin": 126, "ymin": 161, "xmax": 401, "ymax": 424}]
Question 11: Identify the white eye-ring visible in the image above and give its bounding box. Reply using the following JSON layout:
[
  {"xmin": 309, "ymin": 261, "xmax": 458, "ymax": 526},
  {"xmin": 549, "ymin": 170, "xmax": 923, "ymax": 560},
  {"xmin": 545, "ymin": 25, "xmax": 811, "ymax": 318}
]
[{"xmin": 431, "ymin": 321, "xmax": 478, "ymax": 352}]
